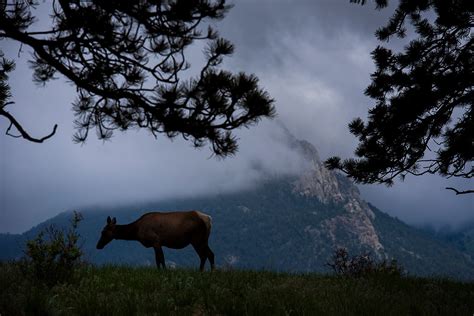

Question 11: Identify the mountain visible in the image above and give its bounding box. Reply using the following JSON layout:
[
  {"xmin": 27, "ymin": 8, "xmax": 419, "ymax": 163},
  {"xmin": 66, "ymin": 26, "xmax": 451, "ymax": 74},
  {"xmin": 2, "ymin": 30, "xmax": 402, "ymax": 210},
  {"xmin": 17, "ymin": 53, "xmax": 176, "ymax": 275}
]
[
  {"xmin": 422, "ymin": 222, "xmax": 474, "ymax": 259},
  {"xmin": 1, "ymin": 132, "xmax": 473, "ymax": 279},
  {"xmin": 447, "ymin": 224, "xmax": 474, "ymax": 255}
]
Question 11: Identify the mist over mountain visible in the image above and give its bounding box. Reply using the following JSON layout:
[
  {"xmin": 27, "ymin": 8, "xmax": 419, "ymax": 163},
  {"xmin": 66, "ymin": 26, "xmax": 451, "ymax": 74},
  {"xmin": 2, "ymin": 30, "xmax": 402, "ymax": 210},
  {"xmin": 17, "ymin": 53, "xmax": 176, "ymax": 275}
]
[
  {"xmin": 2, "ymin": 2, "xmax": 473, "ymax": 235},
  {"xmin": 2, "ymin": 129, "xmax": 473, "ymax": 280}
]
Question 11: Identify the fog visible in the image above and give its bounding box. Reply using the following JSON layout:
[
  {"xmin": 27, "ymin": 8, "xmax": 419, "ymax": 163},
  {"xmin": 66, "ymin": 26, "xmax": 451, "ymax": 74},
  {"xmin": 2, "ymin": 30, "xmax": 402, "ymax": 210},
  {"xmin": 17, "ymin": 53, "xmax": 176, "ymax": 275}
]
[{"xmin": 1, "ymin": 1, "xmax": 472, "ymax": 233}]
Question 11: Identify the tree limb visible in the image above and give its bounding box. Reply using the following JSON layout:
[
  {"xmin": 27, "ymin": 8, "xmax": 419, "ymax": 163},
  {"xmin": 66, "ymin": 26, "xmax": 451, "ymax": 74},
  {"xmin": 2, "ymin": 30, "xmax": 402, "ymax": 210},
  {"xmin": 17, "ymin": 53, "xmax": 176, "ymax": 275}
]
[
  {"xmin": 445, "ymin": 187, "xmax": 474, "ymax": 195},
  {"xmin": 0, "ymin": 108, "xmax": 57, "ymax": 143}
]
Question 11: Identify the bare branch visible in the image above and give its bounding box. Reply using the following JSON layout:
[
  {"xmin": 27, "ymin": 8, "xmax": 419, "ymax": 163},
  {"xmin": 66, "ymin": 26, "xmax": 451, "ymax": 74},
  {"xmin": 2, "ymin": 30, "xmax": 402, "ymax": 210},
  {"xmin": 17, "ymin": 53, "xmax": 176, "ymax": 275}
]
[
  {"xmin": 0, "ymin": 108, "xmax": 58, "ymax": 143},
  {"xmin": 445, "ymin": 187, "xmax": 474, "ymax": 195}
]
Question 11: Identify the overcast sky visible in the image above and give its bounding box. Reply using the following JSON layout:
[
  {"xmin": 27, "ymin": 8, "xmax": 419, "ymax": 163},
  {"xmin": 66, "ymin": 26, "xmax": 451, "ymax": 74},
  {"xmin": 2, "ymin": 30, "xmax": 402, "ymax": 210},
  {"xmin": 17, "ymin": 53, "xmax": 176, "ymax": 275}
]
[{"xmin": 0, "ymin": 1, "xmax": 472, "ymax": 233}]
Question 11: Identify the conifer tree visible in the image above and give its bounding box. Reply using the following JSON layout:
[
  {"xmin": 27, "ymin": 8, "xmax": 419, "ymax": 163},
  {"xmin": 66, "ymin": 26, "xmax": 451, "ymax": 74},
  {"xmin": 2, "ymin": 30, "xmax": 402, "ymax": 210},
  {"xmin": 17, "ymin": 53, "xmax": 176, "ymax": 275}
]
[
  {"xmin": 327, "ymin": 0, "xmax": 473, "ymax": 194},
  {"xmin": 0, "ymin": 0, "xmax": 274, "ymax": 156}
]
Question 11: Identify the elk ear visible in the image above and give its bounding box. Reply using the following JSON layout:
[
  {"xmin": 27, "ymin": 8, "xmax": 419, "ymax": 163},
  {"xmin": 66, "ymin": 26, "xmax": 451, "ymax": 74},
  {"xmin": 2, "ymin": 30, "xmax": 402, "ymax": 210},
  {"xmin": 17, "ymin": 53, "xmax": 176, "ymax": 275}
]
[
  {"xmin": 112, "ymin": 217, "xmax": 117, "ymax": 224},
  {"xmin": 107, "ymin": 216, "xmax": 112, "ymax": 224}
]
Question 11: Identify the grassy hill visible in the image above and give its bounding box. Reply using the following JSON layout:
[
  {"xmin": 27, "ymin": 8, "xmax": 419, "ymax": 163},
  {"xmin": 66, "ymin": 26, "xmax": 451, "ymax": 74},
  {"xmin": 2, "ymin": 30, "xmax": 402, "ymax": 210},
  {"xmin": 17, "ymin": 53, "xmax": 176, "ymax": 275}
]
[{"xmin": 1, "ymin": 264, "xmax": 473, "ymax": 315}]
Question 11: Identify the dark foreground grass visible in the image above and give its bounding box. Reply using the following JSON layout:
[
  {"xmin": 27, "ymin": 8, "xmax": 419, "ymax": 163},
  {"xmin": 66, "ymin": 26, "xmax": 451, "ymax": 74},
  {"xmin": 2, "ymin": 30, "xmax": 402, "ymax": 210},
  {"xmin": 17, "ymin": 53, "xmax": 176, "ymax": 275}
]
[{"xmin": 1, "ymin": 263, "xmax": 473, "ymax": 316}]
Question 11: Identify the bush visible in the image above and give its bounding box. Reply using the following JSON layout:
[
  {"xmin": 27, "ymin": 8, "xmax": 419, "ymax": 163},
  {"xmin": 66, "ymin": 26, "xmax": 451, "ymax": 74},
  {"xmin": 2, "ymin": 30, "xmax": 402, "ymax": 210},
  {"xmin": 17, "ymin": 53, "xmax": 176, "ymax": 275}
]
[
  {"xmin": 327, "ymin": 248, "xmax": 404, "ymax": 278},
  {"xmin": 22, "ymin": 211, "xmax": 84, "ymax": 287}
]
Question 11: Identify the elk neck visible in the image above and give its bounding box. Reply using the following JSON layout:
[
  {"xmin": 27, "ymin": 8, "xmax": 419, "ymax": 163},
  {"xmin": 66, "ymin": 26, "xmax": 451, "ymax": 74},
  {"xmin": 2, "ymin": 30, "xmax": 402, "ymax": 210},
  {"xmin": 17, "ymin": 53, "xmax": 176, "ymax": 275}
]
[{"xmin": 113, "ymin": 222, "xmax": 138, "ymax": 241}]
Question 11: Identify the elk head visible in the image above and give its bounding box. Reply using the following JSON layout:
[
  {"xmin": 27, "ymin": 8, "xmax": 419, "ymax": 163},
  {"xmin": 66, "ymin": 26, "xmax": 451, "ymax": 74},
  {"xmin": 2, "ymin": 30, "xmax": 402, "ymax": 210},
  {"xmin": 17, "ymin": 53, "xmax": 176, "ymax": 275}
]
[{"xmin": 96, "ymin": 216, "xmax": 116, "ymax": 249}]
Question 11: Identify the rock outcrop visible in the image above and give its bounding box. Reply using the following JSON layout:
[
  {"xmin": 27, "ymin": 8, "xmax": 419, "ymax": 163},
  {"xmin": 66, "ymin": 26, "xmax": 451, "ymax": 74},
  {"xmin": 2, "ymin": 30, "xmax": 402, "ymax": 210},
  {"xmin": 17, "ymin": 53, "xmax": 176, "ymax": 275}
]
[{"xmin": 289, "ymin": 135, "xmax": 384, "ymax": 255}]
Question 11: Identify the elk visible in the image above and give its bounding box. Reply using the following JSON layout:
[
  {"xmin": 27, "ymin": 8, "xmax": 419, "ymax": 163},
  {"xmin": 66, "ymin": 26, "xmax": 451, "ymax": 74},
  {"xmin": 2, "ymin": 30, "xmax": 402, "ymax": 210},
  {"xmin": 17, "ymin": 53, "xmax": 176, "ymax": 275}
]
[{"xmin": 96, "ymin": 211, "xmax": 215, "ymax": 271}]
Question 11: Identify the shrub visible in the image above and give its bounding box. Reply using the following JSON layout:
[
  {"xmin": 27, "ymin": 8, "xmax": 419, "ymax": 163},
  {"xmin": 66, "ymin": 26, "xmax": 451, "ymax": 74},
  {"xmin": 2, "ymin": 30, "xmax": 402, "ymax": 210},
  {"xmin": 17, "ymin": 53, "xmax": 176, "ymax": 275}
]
[
  {"xmin": 22, "ymin": 211, "xmax": 84, "ymax": 287},
  {"xmin": 327, "ymin": 248, "xmax": 404, "ymax": 278}
]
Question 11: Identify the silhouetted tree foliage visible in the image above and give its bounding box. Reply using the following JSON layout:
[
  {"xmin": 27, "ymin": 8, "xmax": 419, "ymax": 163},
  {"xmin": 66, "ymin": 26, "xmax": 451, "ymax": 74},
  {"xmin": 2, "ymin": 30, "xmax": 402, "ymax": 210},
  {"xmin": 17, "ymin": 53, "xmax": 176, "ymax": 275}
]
[
  {"xmin": 0, "ymin": 0, "xmax": 274, "ymax": 156},
  {"xmin": 22, "ymin": 211, "xmax": 84, "ymax": 287},
  {"xmin": 327, "ymin": 0, "xmax": 473, "ymax": 194}
]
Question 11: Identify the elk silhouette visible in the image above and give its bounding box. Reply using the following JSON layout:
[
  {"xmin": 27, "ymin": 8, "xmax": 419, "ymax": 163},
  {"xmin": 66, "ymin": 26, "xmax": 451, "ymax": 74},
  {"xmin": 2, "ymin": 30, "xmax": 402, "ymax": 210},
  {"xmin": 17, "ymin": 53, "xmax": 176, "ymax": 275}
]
[{"xmin": 96, "ymin": 211, "xmax": 214, "ymax": 271}]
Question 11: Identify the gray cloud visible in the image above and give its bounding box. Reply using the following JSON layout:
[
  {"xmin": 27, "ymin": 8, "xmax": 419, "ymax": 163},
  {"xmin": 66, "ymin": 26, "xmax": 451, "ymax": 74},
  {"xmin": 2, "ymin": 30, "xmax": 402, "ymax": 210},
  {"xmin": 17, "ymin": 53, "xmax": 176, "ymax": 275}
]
[
  {"xmin": 1, "ymin": 1, "xmax": 472, "ymax": 233},
  {"xmin": 216, "ymin": 1, "xmax": 473, "ymax": 229}
]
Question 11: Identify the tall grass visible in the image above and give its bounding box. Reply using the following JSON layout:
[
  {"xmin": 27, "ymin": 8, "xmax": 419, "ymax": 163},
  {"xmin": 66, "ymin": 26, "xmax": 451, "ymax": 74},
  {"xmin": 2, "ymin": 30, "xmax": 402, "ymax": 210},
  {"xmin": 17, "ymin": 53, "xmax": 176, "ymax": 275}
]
[{"xmin": 1, "ymin": 263, "xmax": 473, "ymax": 315}]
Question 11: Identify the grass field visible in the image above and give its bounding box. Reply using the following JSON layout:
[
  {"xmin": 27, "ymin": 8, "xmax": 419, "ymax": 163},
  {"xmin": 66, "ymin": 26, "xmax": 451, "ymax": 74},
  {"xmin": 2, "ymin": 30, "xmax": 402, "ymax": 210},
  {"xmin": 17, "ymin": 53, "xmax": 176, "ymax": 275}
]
[{"xmin": 1, "ymin": 263, "xmax": 473, "ymax": 315}]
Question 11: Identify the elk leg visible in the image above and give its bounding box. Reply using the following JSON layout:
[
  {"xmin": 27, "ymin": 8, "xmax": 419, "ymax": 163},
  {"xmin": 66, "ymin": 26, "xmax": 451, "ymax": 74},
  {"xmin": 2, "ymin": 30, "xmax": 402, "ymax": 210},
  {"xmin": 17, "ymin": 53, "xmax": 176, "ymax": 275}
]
[
  {"xmin": 192, "ymin": 244, "xmax": 208, "ymax": 272},
  {"xmin": 154, "ymin": 246, "xmax": 166, "ymax": 269},
  {"xmin": 206, "ymin": 245, "xmax": 215, "ymax": 271}
]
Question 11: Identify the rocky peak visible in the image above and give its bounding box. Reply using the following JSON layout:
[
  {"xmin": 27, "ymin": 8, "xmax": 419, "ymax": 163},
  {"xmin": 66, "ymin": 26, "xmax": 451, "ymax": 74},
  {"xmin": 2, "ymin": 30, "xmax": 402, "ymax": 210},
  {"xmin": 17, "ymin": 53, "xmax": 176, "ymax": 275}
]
[
  {"xmin": 290, "ymin": 138, "xmax": 352, "ymax": 204},
  {"xmin": 282, "ymin": 129, "xmax": 384, "ymax": 255}
]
